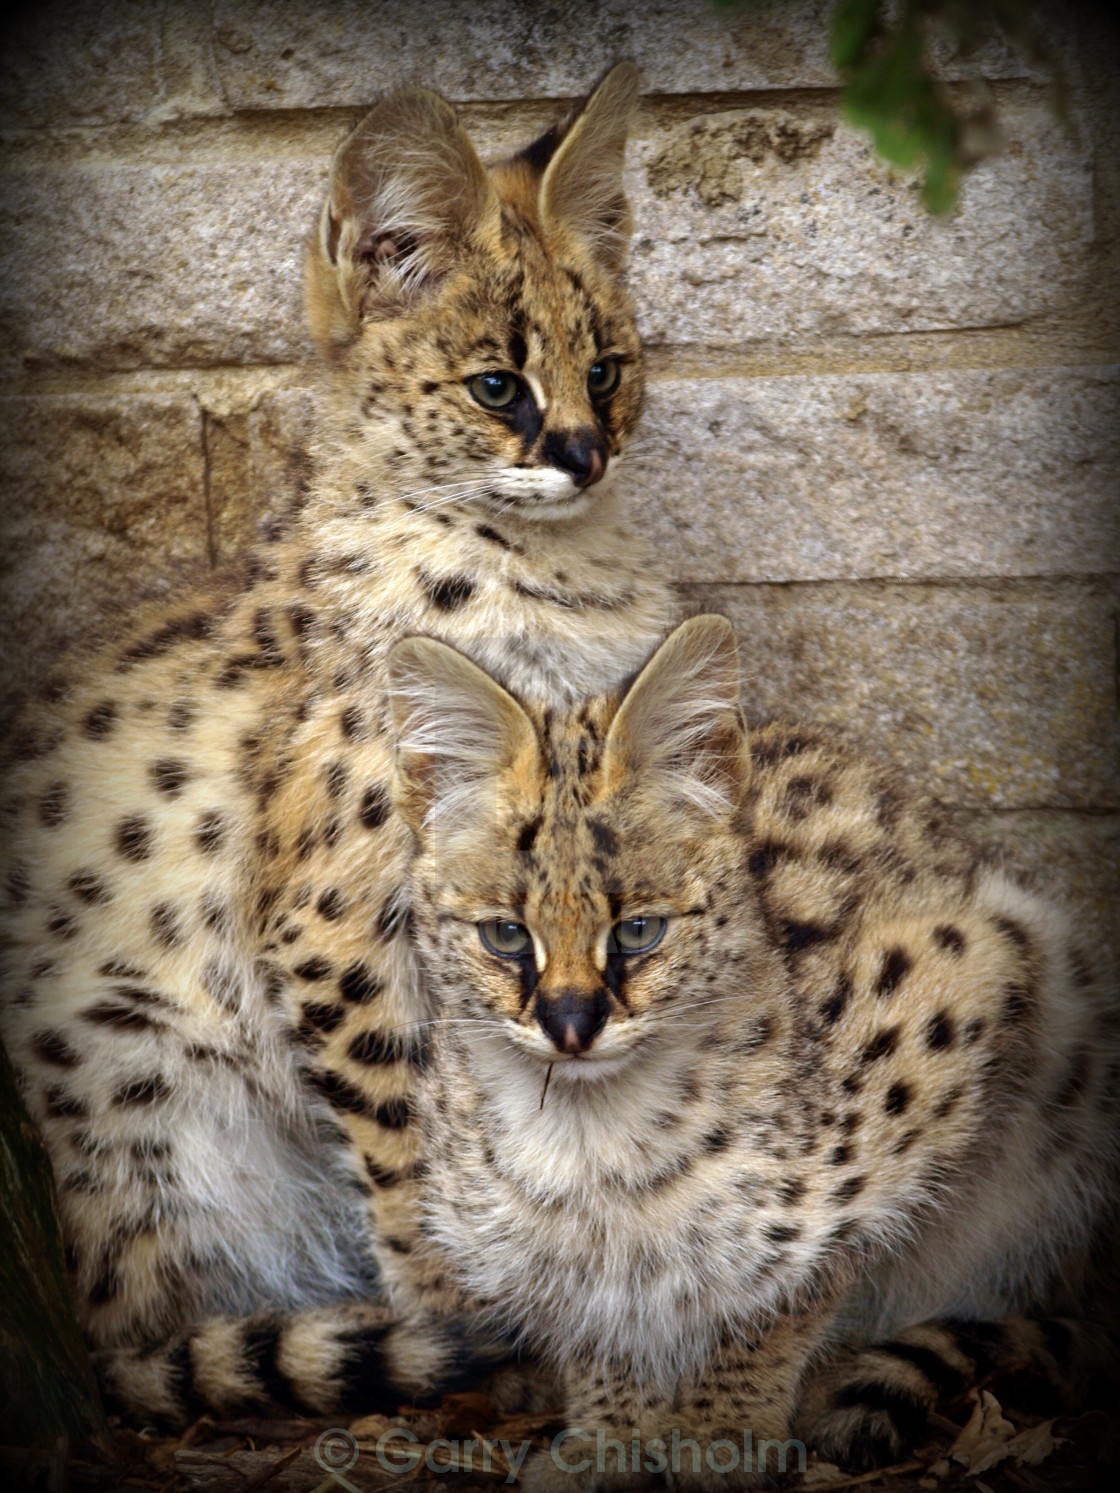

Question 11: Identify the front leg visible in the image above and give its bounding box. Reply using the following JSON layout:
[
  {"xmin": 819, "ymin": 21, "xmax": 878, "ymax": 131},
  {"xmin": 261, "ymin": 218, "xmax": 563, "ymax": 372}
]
[{"xmin": 522, "ymin": 1310, "xmax": 837, "ymax": 1493}]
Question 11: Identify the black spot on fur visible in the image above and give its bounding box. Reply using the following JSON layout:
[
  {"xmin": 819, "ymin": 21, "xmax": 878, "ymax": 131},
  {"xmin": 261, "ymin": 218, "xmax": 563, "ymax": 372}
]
[
  {"xmin": 39, "ymin": 781, "xmax": 69, "ymax": 828},
  {"xmin": 875, "ymin": 947, "xmax": 912, "ymax": 999},
  {"xmin": 419, "ymin": 569, "xmax": 476, "ymax": 612},
  {"xmin": 764, "ymin": 1222, "xmax": 802, "ymax": 1243},
  {"xmin": 113, "ymin": 1074, "xmax": 169, "ymax": 1107},
  {"xmin": 116, "ymin": 815, "xmax": 153, "ymax": 862},
  {"xmin": 778, "ymin": 1178, "xmax": 806, "ymax": 1206},
  {"xmin": 373, "ymin": 1097, "xmax": 411, "ymax": 1129},
  {"xmin": 829, "ymin": 1142, "xmax": 852, "ymax": 1167},
  {"xmin": 475, "ymin": 523, "xmax": 511, "ymax": 550},
  {"xmin": 83, "ymin": 701, "xmax": 117, "ymax": 738},
  {"xmin": 783, "ymin": 774, "xmax": 833, "ymax": 819},
  {"xmin": 347, "ymin": 1030, "xmax": 402, "ymax": 1066},
  {"xmin": 116, "ymin": 612, "xmax": 213, "ymax": 671},
  {"xmin": 932, "ymin": 924, "xmax": 966, "ymax": 956},
  {"xmin": 44, "ymin": 1085, "xmax": 87, "ymax": 1119},
  {"xmin": 88, "ymin": 1264, "xmax": 120, "ymax": 1305},
  {"xmin": 325, "ymin": 760, "xmax": 348, "ymax": 799},
  {"xmin": 82, "ymin": 1001, "xmax": 156, "ymax": 1032},
  {"xmin": 294, "ymin": 956, "xmax": 333, "ymax": 982},
  {"xmin": 992, "ymin": 915, "xmax": 1032, "ymax": 956},
  {"xmin": 192, "ymin": 812, "xmax": 225, "ymax": 859},
  {"xmin": 820, "ymin": 841, "xmax": 861, "ymax": 874},
  {"xmin": 68, "ymin": 871, "xmax": 110, "ymax": 905},
  {"xmin": 517, "ymin": 816, "xmax": 541, "ymax": 854},
  {"xmin": 47, "ymin": 907, "xmax": 79, "ymax": 939},
  {"xmin": 150, "ymin": 759, "xmax": 189, "ymax": 796},
  {"xmin": 749, "ymin": 842, "xmax": 790, "ymax": 881},
  {"xmin": 821, "ymin": 974, "xmax": 851, "ymax": 1025},
  {"xmin": 32, "ymin": 1031, "xmax": 81, "ymax": 1067},
  {"xmin": 861, "ymin": 1027, "xmax": 900, "ymax": 1065},
  {"xmin": 6, "ymin": 864, "xmax": 30, "ymax": 906},
  {"xmin": 884, "ymin": 1082, "xmax": 911, "ymax": 1115},
  {"xmin": 305, "ymin": 1067, "xmax": 375, "ymax": 1118},
  {"xmin": 338, "ymin": 963, "xmax": 383, "ymax": 1005},
  {"xmin": 298, "ymin": 1003, "xmax": 344, "ymax": 1041},
  {"xmin": 317, "ymin": 887, "xmax": 346, "ymax": 921},
  {"xmin": 150, "ymin": 903, "xmax": 183, "ymax": 949},
  {"xmin": 359, "ymin": 784, "xmax": 391, "ymax": 830},
  {"xmin": 782, "ymin": 921, "xmax": 830, "ymax": 955},
  {"xmin": 589, "ymin": 818, "xmax": 618, "ymax": 857},
  {"xmin": 702, "ymin": 1126, "xmax": 734, "ymax": 1154},
  {"xmin": 168, "ymin": 700, "xmax": 194, "ymax": 731},
  {"xmin": 925, "ymin": 1012, "xmax": 955, "ymax": 1050},
  {"xmin": 340, "ymin": 704, "xmax": 363, "ymax": 740},
  {"xmin": 831, "ymin": 1175, "xmax": 866, "ymax": 1203}
]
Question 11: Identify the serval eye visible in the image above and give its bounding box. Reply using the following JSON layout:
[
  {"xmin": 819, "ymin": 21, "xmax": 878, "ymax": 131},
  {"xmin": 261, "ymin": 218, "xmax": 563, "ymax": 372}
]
[
  {"xmin": 468, "ymin": 372, "xmax": 520, "ymax": 410},
  {"xmin": 587, "ymin": 358, "xmax": 620, "ymax": 400},
  {"xmin": 608, "ymin": 916, "xmax": 667, "ymax": 955},
  {"xmin": 479, "ymin": 919, "xmax": 531, "ymax": 958}
]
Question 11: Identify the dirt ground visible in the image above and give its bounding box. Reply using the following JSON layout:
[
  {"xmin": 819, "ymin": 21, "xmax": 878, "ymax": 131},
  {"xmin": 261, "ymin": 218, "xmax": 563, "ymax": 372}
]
[{"xmin": 3, "ymin": 1370, "xmax": 1117, "ymax": 1493}]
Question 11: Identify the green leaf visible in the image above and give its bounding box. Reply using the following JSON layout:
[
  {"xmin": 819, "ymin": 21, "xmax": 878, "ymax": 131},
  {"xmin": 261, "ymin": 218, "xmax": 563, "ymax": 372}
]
[{"xmin": 830, "ymin": 0, "xmax": 883, "ymax": 71}]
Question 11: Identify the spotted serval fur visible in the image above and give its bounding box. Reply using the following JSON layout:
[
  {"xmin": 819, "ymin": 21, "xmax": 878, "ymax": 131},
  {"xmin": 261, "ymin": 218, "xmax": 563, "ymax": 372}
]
[
  {"xmin": 389, "ymin": 615, "xmax": 1119, "ymax": 1488},
  {"xmin": 0, "ymin": 65, "xmax": 679, "ymax": 1422}
]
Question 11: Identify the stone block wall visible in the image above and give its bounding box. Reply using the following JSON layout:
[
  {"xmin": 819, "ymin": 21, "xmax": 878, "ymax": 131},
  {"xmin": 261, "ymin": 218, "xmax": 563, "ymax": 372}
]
[{"xmin": 1, "ymin": 0, "xmax": 1117, "ymax": 956}]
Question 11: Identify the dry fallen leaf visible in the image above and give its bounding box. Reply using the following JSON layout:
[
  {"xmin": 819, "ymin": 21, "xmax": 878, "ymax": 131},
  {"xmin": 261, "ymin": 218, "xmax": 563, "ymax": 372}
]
[
  {"xmin": 347, "ymin": 1412, "xmax": 399, "ymax": 1440},
  {"xmin": 949, "ymin": 1390, "xmax": 1017, "ymax": 1474},
  {"xmin": 801, "ymin": 1459, "xmax": 848, "ymax": 1486},
  {"xmin": 1006, "ymin": 1418, "xmax": 1068, "ymax": 1467}
]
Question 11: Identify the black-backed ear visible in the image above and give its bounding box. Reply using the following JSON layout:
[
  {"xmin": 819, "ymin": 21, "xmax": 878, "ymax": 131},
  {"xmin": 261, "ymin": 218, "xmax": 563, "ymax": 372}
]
[
  {"xmin": 305, "ymin": 87, "xmax": 500, "ymax": 352},
  {"xmin": 387, "ymin": 636, "xmax": 540, "ymax": 838},
  {"xmin": 538, "ymin": 62, "xmax": 640, "ymax": 270},
  {"xmin": 603, "ymin": 615, "xmax": 750, "ymax": 816}
]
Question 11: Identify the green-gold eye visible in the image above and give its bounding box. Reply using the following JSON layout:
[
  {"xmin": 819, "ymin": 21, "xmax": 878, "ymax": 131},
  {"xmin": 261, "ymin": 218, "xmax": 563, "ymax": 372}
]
[
  {"xmin": 608, "ymin": 916, "xmax": 667, "ymax": 955},
  {"xmin": 587, "ymin": 358, "xmax": 621, "ymax": 400},
  {"xmin": 468, "ymin": 371, "xmax": 521, "ymax": 410},
  {"xmin": 479, "ymin": 919, "xmax": 531, "ymax": 958}
]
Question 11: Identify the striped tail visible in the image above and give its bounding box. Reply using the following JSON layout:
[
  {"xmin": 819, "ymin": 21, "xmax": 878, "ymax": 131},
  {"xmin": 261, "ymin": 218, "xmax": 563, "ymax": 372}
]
[
  {"xmin": 94, "ymin": 1302, "xmax": 504, "ymax": 1428},
  {"xmin": 797, "ymin": 1313, "xmax": 1118, "ymax": 1472}
]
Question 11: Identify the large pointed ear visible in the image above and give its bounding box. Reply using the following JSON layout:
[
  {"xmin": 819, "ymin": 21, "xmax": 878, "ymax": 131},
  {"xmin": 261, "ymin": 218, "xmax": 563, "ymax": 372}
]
[
  {"xmin": 387, "ymin": 636, "xmax": 540, "ymax": 839},
  {"xmin": 539, "ymin": 62, "xmax": 640, "ymax": 270},
  {"xmin": 305, "ymin": 87, "xmax": 500, "ymax": 352},
  {"xmin": 603, "ymin": 616, "xmax": 750, "ymax": 817}
]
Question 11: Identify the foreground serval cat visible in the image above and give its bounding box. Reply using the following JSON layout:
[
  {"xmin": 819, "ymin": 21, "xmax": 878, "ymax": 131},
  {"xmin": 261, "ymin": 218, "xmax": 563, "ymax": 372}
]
[{"xmin": 389, "ymin": 615, "xmax": 1119, "ymax": 1487}]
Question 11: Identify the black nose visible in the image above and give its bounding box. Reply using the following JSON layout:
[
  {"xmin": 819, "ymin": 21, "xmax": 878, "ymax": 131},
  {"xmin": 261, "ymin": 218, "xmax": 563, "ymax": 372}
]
[
  {"xmin": 542, "ymin": 429, "xmax": 607, "ymax": 488},
  {"xmin": 536, "ymin": 990, "xmax": 610, "ymax": 1054}
]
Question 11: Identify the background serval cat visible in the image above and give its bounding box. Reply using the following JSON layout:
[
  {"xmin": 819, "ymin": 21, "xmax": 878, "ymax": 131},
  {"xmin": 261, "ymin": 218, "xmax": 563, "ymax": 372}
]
[{"xmin": 0, "ymin": 64, "xmax": 678, "ymax": 1421}]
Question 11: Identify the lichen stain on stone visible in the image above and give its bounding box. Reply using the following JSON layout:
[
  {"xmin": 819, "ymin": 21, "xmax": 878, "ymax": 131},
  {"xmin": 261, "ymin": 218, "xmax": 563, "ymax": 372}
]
[{"xmin": 647, "ymin": 113, "xmax": 836, "ymax": 208}]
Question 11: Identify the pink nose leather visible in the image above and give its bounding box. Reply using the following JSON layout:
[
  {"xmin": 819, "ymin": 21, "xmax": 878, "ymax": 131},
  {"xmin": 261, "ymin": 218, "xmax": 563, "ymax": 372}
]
[{"xmin": 581, "ymin": 447, "xmax": 604, "ymax": 488}]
